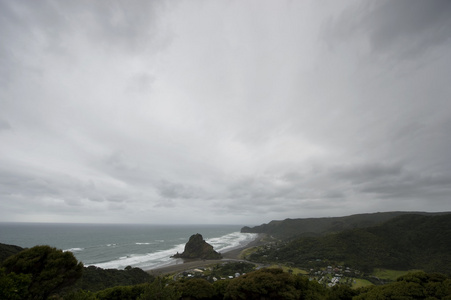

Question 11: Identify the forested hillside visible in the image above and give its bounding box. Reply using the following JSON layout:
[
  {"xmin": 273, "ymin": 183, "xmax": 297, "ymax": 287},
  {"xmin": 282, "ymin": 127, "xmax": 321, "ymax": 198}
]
[
  {"xmin": 241, "ymin": 211, "xmax": 449, "ymax": 239},
  {"xmin": 249, "ymin": 214, "xmax": 451, "ymax": 274},
  {"xmin": 0, "ymin": 243, "xmax": 24, "ymax": 264}
]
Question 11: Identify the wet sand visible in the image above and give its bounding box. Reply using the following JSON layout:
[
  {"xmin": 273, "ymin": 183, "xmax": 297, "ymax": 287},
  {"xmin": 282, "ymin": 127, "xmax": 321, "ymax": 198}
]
[{"xmin": 146, "ymin": 234, "xmax": 266, "ymax": 276}]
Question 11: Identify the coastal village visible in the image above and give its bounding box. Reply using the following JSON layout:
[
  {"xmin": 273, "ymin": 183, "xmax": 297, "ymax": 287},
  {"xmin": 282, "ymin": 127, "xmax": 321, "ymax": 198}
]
[
  {"xmin": 168, "ymin": 260, "xmax": 366, "ymax": 289},
  {"xmin": 172, "ymin": 261, "xmax": 254, "ymax": 282},
  {"xmin": 164, "ymin": 233, "xmax": 371, "ymax": 288},
  {"xmin": 309, "ymin": 265, "xmax": 362, "ymax": 287}
]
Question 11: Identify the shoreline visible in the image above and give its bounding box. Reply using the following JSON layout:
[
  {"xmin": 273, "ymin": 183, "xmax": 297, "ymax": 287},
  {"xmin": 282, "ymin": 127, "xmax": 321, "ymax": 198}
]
[{"xmin": 146, "ymin": 233, "xmax": 266, "ymax": 276}]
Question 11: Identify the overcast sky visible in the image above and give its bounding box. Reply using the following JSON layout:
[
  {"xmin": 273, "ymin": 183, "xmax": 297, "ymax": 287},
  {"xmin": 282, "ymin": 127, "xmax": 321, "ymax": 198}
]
[{"xmin": 1, "ymin": 0, "xmax": 451, "ymax": 225}]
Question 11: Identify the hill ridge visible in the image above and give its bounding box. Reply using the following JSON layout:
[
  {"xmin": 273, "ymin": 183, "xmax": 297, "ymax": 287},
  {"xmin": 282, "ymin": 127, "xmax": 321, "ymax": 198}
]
[
  {"xmin": 247, "ymin": 213, "xmax": 451, "ymax": 274},
  {"xmin": 241, "ymin": 211, "xmax": 451, "ymax": 239}
]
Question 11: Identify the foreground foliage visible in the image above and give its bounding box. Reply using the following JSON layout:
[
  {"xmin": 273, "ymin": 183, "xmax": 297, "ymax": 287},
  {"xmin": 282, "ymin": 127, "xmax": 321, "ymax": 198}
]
[
  {"xmin": 224, "ymin": 268, "xmax": 326, "ymax": 299},
  {"xmin": 65, "ymin": 269, "xmax": 451, "ymax": 300},
  {"xmin": 0, "ymin": 267, "xmax": 32, "ymax": 300},
  {"xmin": 1, "ymin": 245, "xmax": 83, "ymax": 299},
  {"xmin": 69, "ymin": 266, "xmax": 154, "ymax": 292}
]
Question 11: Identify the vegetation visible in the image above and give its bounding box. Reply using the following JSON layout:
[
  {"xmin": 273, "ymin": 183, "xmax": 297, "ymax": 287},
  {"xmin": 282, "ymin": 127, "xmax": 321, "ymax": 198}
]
[
  {"xmin": 0, "ymin": 267, "xmax": 32, "ymax": 300},
  {"xmin": 1, "ymin": 245, "xmax": 83, "ymax": 299},
  {"xmin": 372, "ymin": 268, "xmax": 421, "ymax": 281},
  {"xmin": 241, "ymin": 211, "xmax": 448, "ymax": 239},
  {"xmin": 224, "ymin": 268, "xmax": 327, "ymax": 299},
  {"xmin": 354, "ymin": 272, "xmax": 451, "ymax": 299},
  {"xmin": 248, "ymin": 214, "xmax": 451, "ymax": 274},
  {"xmin": 0, "ymin": 243, "xmax": 24, "ymax": 264},
  {"xmin": 1, "ymin": 241, "xmax": 451, "ymax": 299},
  {"xmin": 209, "ymin": 262, "xmax": 255, "ymax": 279},
  {"xmin": 68, "ymin": 265, "xmax": 154, "ymax": 293},
  {"xmin": 50, "ymin": 269, "xmax": 451, "ymax": 300},
  {"xmin": 351, "ymin": 278, "xmax": 373, "ymax": 289}
]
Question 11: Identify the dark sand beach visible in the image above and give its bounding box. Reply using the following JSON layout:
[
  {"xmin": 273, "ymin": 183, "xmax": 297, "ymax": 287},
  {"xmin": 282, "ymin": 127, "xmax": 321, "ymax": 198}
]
[{"xmin": 146, "ymin": 234, "xmax": 266, "ymax": 276}]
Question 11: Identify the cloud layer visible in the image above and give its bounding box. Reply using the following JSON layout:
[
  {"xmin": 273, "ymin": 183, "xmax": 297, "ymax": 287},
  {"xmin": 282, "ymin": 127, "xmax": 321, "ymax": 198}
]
[{"xmin": 1, "ymin": 0, "xmax": 451, "ymax": 224}]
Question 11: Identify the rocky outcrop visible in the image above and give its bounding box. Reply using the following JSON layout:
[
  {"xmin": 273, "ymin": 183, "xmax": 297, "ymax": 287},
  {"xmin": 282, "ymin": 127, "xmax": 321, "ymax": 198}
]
[{"xmin": 172, "ymin": 233, "xmax": 222, "ymax": 260}]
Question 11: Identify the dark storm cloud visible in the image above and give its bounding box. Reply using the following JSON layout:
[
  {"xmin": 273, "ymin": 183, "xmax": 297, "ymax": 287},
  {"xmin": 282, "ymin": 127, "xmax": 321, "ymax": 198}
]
[{"xmin": 327, "ymin": 0, "xmax": 451, "ymax": 59}]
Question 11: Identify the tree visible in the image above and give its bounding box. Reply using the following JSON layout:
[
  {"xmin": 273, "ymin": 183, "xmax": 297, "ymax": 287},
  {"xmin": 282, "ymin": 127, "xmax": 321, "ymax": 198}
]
[
  {"xmin": 224, "ymin": 268, "xmax": 300, "ymax": 300},
  {"xmin": 0, "ymin": 267, "xmax": 32, "ymax": 300},
  {"xmin": 171, "ymin": 278, "xmax": 215, "ymax": 299},
  {"xmin": 328, "ymin": 285, "xmax": 358, "ymax": 300},
  {"xmin": 137, "ymin": 277, "xmax": 180, "ymax": 300},
  {"xmin": 2, "ymin": 245, "xmax": 83, "ymax": 299},
  {"xmin": 95, "ymin": 284, "xmax": 146, "ymax": 300},
  {"xmin": 354, "ymin": 272, "xmax": 451, "ymax": 299}
]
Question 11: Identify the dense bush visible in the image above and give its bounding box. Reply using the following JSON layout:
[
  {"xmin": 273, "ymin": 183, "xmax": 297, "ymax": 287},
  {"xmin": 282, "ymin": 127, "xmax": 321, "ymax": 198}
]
[
  {"xmin": 171, "ymin": 278, "xmax": 216, "ymax": 299},
  {"xmin": 69, "ymin": 265, "xmax": 154, "ymax": 292},
  {"xmin": 0, "ymin": 243, "xmax": 24, "ymax": 264},
  {"xmin": 2, "ymin": 245, "xmax": 83, "ymax": 299},
  {"xmin": 224, "ymin": 268, "xmax": 328, "ymax": 300},
  {"xmin": 0, "ymin": 267, "xmax": 32, "ymax": 300},
  {"xmin": 354, "ymin": 271, "xmax": 451, "ymax": 299},
  {"xmin": 137, "ymin": 277, "xmax": 180, "ymax": 300},
  {"xmin": 94, "ymin": 284, "xmax": 147, "ymax": 300}
]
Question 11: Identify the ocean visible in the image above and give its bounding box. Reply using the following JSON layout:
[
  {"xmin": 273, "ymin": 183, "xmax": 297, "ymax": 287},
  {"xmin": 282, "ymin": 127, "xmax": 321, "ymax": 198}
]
[{"xmin": 0, "ymin": 223, "xmax": 257, "ymax": 270}]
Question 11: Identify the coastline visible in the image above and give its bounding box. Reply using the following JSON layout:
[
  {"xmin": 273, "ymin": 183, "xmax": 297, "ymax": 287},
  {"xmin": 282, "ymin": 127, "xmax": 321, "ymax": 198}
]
[{"xmin": 146, "ymin": 233, "xmax": 266, "ymax": 276}]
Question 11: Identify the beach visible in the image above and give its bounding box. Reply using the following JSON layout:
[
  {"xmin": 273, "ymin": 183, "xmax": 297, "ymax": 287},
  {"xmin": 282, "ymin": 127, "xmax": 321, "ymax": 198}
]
[{"xmin": 146, "ymin": 234, "xmax": 266, "ymax": 276}]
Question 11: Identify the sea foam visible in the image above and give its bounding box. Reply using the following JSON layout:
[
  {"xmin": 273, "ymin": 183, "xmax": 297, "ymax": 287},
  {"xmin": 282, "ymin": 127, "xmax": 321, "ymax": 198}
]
[
  {"xmin": 90, "ymin": 232, "xmax": 257, "ymax": 270},
  {"xmin": 63, "ymin": 247, "xmax": 84, "ymax": 252},
  {"xmin": 91, "ymin": 243, "xmax": 185, "ymax": 270}
]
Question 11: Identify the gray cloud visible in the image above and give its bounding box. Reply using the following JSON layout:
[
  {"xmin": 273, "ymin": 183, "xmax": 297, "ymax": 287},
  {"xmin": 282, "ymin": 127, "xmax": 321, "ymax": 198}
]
[
  {"xmin": 1, "ymin": 0, "xmax": 450, "ymax": 224},
  {"xmin": 326, "ymin": 0, "xmax": 451, "ymax": 60},
  {"xmin": 0, "ymin": 119, "xmax": 11, "ymax": 130},
  {"xmin": 156, "ymin": 180, "xmax": 205, "ymax": 200}
]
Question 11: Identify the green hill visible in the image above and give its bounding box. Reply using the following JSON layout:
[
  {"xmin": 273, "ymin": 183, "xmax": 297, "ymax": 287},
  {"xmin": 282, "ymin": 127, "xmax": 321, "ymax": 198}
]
[
  {"xmin": 248, "ymin": 213, "xmax": 451, "ymax": 274},
  {"xmin": 241, "ymin": 211, "xmax": 449, "ymax": 240},
  {"xmin": 0, "ymin": 243, "xmax": 24, "ymax": 263}
]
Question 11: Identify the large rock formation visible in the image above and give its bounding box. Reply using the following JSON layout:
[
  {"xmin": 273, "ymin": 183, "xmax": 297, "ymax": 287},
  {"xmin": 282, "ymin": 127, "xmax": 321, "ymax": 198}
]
[{"xmin": 172, "ymin": 233, "xmax": 222, "ymax": 260}]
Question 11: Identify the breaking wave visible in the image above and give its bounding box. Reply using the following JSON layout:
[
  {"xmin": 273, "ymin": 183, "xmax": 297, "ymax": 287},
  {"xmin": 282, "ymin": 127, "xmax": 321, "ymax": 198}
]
[{"xmin": 89, "ymin": 232, "xmax": 257, "ymax": 270}]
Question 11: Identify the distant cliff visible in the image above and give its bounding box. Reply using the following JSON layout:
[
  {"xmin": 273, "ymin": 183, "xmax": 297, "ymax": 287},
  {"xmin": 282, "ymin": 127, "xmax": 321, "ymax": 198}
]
[
  {"xmin": 241, "ymin": 211, "xmax": 449, "ymax": 239},
  {"xmin": 172, "ymin": 233, "xmax": 222, "ymax": 260}
]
